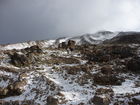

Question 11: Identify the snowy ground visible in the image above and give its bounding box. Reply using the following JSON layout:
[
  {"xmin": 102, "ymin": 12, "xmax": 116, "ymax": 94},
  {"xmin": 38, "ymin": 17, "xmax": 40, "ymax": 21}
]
[{"xmin": 0, "ymin": 48, "xmax": 140, "ymax": 105}]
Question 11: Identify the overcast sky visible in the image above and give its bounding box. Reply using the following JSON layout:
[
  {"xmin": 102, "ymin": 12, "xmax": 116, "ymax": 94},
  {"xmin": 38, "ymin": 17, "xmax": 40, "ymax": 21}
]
[{"xmin": 0, "ymin": 0, "xmax": 140, "ymax": 44}]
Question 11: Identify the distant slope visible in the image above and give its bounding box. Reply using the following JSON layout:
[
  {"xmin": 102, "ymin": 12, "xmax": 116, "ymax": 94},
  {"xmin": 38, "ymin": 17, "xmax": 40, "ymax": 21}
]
[
  {"xmin": 0, "ymin": 40, "xmax": 55, "ymax": 51},
  {"xmin": 0, "ymin": 31, "xmax": 125, "ymax": 51},
  {"xmin": 55, "ymin": 31, "xmax": 118, "ymax": 45},
  {"xmin": 104, "ymin": 32, "xmax": 140, "ymax": 44}
]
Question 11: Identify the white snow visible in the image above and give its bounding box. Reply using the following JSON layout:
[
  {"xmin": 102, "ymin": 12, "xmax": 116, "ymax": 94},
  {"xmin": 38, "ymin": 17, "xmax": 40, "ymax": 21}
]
[
  {"xmin": 113, "ymin": 76, "xmax": 140, "ymax": 95},
  {"xmin": 38, "ymin": 66, "xmax": 94, "ymax": 105}
]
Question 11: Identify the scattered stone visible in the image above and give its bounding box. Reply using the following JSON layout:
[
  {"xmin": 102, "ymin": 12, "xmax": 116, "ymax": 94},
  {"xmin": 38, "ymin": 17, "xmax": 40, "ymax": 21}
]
[{"xmin": 47, "ymin": 96, "xmax": 59, "ymax": 105}]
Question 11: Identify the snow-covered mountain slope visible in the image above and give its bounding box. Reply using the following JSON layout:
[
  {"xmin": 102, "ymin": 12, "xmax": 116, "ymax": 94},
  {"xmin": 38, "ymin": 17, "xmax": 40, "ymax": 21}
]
[
  {"xmin": 56, "ymin": 31, "xmax": 118, "ymax": 45},
  {"xmin": 0, "ymin": 44, "xmax": 140, "ymax": 105},
  {"xmin": 0, "ymin": 31, "xmax": 118, "ymax": 51},
  {"xmin": 0, "ymin": 32, "xmax": 140, "ymax": 105},
  {"xmin": 0, "ymin": 40, "xmax": 55, "ymax": 51}
]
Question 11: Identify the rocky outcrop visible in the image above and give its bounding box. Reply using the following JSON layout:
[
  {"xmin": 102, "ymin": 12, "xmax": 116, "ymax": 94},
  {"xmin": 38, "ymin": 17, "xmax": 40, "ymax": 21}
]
[
  {"xmin": 8, "ymin": 45, "xmax": 42, "ymax": 67},
  {"xmin": 67, "ymin": 40, "xmax": 76, "ymax": 49},
  {"xmin": 9, "ymin": 52, "xmax": 30, "ymax": 67},
  {"xmin": 82, "ymin": 44, "xmax": 136, "ymax": 63},
  {"xmin": 0, "ymin": 80, "xmax": 27, "ymax": 98},
  {"xmin": 58, "ymin": 40, "xmax": 76, "ymax": 51}
]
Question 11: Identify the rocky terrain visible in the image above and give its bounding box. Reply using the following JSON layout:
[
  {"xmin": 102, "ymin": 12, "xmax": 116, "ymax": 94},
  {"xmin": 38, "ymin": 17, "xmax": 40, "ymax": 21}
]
[{"xmin": 0, "ymin": 31, "xmax": 140, "ymax": 105}]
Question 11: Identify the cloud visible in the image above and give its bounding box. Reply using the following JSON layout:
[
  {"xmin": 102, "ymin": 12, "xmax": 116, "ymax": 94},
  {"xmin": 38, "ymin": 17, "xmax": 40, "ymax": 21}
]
[{"xmin": 0, "ymin": 0, "xmax": 140, "ymax": 44}]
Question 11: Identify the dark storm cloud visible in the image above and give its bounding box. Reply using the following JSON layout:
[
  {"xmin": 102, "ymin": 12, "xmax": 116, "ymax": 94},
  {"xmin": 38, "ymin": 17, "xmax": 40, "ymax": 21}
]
[{"xmin": 0, "ymin": 0, "xmax": 140, "ymax": 44}]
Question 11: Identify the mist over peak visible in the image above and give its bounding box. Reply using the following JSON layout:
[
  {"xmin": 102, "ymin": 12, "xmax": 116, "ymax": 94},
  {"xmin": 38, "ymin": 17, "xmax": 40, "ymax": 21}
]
[{"xmin": 0, "ymin": 0, "xmax": 140, "ymax": 44}]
